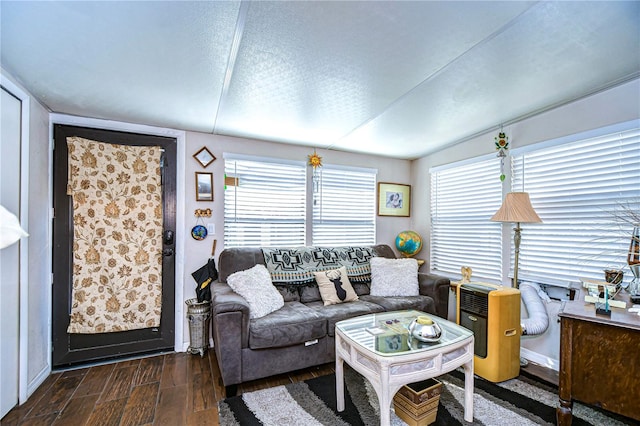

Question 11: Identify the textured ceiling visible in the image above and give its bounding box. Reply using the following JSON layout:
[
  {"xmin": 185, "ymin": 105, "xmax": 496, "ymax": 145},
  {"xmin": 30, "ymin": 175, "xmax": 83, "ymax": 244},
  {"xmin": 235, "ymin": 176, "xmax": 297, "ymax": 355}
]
[{"xmin": 1, "ymin": 1, "xmax": 638, "ymax": 159}]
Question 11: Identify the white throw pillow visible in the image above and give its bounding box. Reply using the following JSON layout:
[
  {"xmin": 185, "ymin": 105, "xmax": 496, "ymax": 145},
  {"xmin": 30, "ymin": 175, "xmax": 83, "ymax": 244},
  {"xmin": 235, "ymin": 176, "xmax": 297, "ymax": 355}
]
[
  {"xmin": 369, "ymin": 257, "xmax": 419, "ymax": 297},
  {"xmin": 226, "ymin": 264, "xmax": 284, "ymax": 319}
]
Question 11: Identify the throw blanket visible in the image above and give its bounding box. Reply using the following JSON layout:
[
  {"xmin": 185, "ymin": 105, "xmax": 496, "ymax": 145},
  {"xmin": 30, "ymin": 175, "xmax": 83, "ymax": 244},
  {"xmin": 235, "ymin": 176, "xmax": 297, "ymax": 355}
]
[
  {"xmin": 66, "ymin": 137, "xmax": 163, "ymax": 333},
  {"xmin": 262, "ymin": 247, "xmax": 375, "ymax": 284}
]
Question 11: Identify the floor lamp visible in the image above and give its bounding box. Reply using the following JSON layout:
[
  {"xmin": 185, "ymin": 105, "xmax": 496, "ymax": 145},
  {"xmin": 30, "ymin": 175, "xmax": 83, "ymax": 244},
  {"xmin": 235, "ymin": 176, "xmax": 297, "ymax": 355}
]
[{"xmin": 491, "ymin": 192, "xmax": 542, "ymax": 289}]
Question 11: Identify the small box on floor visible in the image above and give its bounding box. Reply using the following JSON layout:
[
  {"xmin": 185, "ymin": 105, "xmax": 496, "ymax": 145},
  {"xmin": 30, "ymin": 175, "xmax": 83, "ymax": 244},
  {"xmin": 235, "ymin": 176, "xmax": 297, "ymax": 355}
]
[{"xmin": 393, "ymin": 378, "xmax": 442, "ymax": 426}]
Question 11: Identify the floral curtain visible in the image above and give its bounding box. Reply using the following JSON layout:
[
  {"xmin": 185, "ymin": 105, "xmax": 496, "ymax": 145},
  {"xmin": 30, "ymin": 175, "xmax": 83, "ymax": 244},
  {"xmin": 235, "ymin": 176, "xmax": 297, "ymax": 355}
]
[{"xmin": 66, "ymin": 136, "xmax": 163, "ymax": 333}]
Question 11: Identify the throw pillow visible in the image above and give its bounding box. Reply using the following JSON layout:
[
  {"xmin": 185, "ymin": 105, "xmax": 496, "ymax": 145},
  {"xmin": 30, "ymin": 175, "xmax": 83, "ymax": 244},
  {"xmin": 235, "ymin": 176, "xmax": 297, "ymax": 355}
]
[
  {"xmin": 369, "ymin": 257, "xmax": 419, "ymax": 297},
  {"xmin": 226, "ymin": 264, "xmax": 284, "ymax": 319},
  {"xmin": 313, "ymin": 266, "xmax": 359, "ymax": 306}
]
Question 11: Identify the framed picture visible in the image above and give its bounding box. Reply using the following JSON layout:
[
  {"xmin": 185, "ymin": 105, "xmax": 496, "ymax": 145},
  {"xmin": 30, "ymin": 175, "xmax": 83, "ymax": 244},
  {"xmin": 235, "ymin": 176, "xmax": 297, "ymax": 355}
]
[
  {"xmin": 195, "ymin": 172, "xmax": 213, "ymax": 201},
  {"xmin": 193, "ymin": 146, "xmax": 216, "ymax": 168},
  {"xmin": 378, "ymin": 182, "xmax": 411, "ymax": 217}
]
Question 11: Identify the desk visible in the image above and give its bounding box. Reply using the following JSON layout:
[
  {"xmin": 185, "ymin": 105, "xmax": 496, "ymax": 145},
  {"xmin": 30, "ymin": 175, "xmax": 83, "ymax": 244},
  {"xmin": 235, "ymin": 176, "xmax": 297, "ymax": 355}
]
[{"xmin": 557, "ymin": 291, "xmax": 640, "ymax": 425}]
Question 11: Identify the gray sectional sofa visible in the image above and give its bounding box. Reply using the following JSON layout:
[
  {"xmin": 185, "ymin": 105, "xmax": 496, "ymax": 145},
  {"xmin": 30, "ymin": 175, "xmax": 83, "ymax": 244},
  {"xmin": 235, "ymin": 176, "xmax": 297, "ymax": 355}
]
[{"xmin": 210, "ymin": 244, "xmax": 450, "ymax": 396}]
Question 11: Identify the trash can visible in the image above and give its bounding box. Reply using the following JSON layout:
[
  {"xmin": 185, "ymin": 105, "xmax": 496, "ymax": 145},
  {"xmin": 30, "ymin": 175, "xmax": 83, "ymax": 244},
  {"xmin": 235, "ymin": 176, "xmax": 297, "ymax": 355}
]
[{"xmin": 186, "ymin": 298, "xmax": 211, "ymax": 357}]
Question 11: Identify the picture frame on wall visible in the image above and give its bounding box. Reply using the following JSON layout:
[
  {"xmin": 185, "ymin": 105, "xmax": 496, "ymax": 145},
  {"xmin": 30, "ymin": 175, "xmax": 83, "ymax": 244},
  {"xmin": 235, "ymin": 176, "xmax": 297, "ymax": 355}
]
[
  {"xmin": 195, "ymin": 172, "xmax": 213, "ymax": 201},
  {"xmin": 377, "ymin": 182, "xmax": 410, "ymax": 217},
  {"xmin": 193, "ymin": 146, "xmax": 216, "ymax": 168}
]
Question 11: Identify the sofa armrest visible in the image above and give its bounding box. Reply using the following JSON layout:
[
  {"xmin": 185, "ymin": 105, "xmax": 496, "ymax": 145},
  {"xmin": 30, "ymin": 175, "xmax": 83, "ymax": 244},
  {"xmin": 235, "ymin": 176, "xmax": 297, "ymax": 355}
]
[
  {"xmin": 211, "ymin": 282, "xmax": 250, "ymax": 317},
  {"xmin": 418, "ymin": 272, "xmax": 450, "ymax": 319},
  {"xmin": 211, "ymin": 282, "xmax": 250, "ymax": 387}
]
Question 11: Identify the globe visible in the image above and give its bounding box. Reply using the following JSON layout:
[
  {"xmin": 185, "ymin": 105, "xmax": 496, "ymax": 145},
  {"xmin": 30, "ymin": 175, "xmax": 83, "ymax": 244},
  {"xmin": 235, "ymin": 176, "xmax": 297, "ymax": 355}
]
[{"xmin": 395, "ymin": 230, "xmax": 423, "ymax": 258}]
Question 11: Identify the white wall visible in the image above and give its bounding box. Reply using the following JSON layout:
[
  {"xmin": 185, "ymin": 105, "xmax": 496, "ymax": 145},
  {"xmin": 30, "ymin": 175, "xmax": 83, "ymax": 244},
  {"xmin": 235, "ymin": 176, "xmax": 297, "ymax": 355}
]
[
  {"xmin": 181, "ymin": 132, "xmax": 412, "ymax": 346},
  {"xmin": 26, "ymin": 81, "xmax": 51, "ymax": 394},
  {"xmin": 411, "ymin": 78, "xmax": 640, "ymax": 369}
]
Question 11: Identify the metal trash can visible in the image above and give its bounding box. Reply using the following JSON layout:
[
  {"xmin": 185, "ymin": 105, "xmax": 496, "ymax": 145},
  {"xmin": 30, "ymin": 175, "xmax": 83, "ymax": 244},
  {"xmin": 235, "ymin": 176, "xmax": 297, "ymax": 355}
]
[{"xmin": 186, "ymin": 298, "xmax": 211, "ymax": 357}]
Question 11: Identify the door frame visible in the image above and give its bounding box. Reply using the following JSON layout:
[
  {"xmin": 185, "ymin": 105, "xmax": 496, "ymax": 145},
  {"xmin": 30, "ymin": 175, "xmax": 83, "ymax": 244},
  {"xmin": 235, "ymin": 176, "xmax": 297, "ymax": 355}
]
[
  {"xmin": 50, "ymin": 114, "xmax": 186, "ymax": 357},
  {"xmin": 0, "ymin": 78, "xmax": 30, "ymax": 407}
]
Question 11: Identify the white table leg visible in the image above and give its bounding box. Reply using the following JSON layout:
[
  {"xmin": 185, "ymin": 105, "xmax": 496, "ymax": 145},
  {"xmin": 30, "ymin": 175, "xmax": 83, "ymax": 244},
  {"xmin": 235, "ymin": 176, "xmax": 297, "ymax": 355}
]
[
  {"xmin": 464, "ymin": 358, "xmax": 474, "ymax": 422},
  {"xmin": 378, "ymin": 366, "xmax": 391, "ymax": 426},
  {"xmin": 336, "ymin": 354, "xmax": 345, "ymax": 412}
]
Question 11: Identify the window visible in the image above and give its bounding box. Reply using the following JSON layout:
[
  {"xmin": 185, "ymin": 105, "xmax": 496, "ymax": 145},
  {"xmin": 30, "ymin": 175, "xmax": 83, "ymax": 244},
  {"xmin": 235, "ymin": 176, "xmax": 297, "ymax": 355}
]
[
  {"xmin": 312, "ymin": 165, "xmax": 377, "ymax": 246},
  {"xmin": 512, "ymin": 121, "xmax": 640, "ymax": 286},
  {"xmin": 430, "ymin": 156, "xmax": 503, "ymax": 282},
  {"xmin": 224, "ymin": 154, "xmax": 306, "ymax": 247}
]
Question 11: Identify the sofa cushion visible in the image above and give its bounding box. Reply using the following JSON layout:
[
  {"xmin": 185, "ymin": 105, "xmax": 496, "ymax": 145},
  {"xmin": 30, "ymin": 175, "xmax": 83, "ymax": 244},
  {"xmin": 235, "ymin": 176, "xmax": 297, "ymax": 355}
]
[
  {"xmin": 314, "ymin": 267, "xmax": 359, "ymax": 306},
  {"xmin": 274, "ymin": 284, "xmax": 300, "ymax": 302},
  {"xmin": 248, "ymin": 302, "xmax": 327, "ymax": 349},
  {"xmin": 360, "ymin": 294, "xmax": 436, "ymax": 314},
  {"xmin": 370, "ymin": 257, "xmax": 419, "ymax": 296},
  {"xmin": 307, "ymin": 300, "xmax": 385, "ymax": 336},
  {"xmin": 227, "ymin": 264, "xmax": 284, "ymax": 319},
  {"xmin": 299, "ymin": 284, "xmax": 322, "ymax": 303},
  {"xmin": 352, "ymin": 282, "xmax": 371, "ymax": 296}
]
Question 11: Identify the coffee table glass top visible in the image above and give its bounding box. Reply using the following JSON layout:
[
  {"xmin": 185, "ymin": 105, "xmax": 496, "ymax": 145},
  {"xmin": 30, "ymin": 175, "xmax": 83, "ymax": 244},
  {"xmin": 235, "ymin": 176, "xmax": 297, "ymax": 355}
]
[{"xmin": 335, "ymin": 310, "xmax": 472, "ymax": 357}]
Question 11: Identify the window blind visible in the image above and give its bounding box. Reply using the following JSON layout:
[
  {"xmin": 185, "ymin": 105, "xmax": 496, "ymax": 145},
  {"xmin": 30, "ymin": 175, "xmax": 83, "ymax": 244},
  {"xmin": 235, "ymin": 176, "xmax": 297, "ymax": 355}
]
[
  {"xmin": 224, "ymin": 154, "xmax": 306, "ymax": 247},
  {"xmin": 512, "ymin": 124, "xmax": 640, "ymax": 287},
  {"xmin": 430, "ymin": 157, "xmax": 503, "ymax": 281},
  {"xmin": 312, "ymin": 165, "xmax": 376, "ymax": 246}
]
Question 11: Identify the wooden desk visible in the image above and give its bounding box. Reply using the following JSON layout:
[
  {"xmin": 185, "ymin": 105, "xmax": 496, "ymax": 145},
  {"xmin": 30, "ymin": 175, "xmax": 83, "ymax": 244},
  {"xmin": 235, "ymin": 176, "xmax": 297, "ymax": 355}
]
[{"xmin": 557, "ymin": 292, "xmax": 640, "ymax": 425}]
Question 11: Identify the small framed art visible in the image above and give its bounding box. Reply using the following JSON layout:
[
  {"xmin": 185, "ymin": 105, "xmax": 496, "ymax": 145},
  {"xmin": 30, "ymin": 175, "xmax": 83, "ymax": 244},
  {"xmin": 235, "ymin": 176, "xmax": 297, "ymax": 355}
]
[
  {"xmin": 195, "ymin": 172, "xmax": 213, "ymax": 201},
  {"xmin": 377, "ymin": 182, "xmax": 411, "ymax": 217},
  {"xmin": 193, "ymin": 146, "xmax": 216, "ymax": 168}
]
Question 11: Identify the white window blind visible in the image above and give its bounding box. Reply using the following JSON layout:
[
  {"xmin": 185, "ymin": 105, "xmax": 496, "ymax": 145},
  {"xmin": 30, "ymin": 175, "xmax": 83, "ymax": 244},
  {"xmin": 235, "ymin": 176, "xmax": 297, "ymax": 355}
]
[
  {"xmin": 312, "ymin": 165, "xmax": 376, "ymax": 246},
  {"xmin": 224, "ymin": 154, "xmax": 306, "ymax": 247},
  {"xmin": 430, "ymin": 157, "xmax": 503, "ymax": 281},
  {"xmin": 512, "ymin": 123, "xmax": 640, "ymax": 287}
]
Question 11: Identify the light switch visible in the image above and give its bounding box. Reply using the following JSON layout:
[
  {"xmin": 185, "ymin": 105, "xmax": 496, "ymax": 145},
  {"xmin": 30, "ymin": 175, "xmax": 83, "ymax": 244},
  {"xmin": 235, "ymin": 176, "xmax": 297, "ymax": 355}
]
[{"xmin": 207, "ymin": 223, "xmax": 216, "ymax": 235}]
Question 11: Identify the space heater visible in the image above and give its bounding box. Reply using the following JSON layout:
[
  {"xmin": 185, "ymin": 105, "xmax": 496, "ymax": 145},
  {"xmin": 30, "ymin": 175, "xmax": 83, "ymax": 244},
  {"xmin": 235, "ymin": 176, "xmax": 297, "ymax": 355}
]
[{"xmin": 456, "ymin": 282, "xmax": 521, "ymax": 382}]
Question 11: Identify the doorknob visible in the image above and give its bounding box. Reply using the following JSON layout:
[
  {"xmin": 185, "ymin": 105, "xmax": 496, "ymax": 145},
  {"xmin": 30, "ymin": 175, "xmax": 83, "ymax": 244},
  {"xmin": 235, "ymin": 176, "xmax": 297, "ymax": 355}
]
[{"xmin": 164, "ymin": 230, "xmax": 174, "ymax": 245}]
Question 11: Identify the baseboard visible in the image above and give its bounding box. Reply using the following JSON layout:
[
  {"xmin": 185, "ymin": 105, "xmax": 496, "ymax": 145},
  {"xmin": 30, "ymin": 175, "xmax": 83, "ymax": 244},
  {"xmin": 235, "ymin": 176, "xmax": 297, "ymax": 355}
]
[
  {"xmin": 25, "ymin": 365, "xmax": 50, "ymax": 403},
  {"xmin": 181, "ymin": 337, "xmax": 214, "ymax": 353},
  {"xmin": 520, "ymin": 347, "xmax": 559, "ymax": 371}
]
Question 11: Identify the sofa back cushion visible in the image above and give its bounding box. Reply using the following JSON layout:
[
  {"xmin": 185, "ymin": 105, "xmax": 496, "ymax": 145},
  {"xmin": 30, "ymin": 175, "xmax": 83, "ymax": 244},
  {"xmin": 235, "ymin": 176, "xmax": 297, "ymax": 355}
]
[
  {"xmin": 218, "ymin": 247, "xmax": 266, "ymax": 283},
  {"xmin": 217, "ymin": 244, "xmax": 398, "ymax": 303}
]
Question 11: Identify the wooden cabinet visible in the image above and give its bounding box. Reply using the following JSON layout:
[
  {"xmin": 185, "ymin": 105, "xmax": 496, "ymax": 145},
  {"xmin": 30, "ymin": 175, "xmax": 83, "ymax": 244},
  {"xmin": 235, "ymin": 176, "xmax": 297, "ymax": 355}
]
[{"xmin": 557, "ymin": 292, "xmax": 640, "ymax": 425}]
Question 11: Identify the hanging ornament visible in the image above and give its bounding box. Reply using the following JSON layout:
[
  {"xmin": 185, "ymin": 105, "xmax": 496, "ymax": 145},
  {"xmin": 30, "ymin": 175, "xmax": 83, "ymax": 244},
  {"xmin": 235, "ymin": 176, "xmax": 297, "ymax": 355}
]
[
  {"xmin": 308, "ymin": 149, "xmax": 323, "ymax": 169},
  {"xmin": 307, "ymin": 149, "xmax": 323, "ymax": 195},
  {"xmin": 495, "ymin": 127, "xmax": 509, "ymax": 182}
]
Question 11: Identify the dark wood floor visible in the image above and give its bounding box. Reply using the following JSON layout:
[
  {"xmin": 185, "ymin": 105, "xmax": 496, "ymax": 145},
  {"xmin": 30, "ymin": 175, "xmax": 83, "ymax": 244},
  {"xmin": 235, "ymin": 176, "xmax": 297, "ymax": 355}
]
[
  {"xmin": 1, "ymin": 351, "xmax": 334, "ymax": 426},
  {"xmin": 2, "ymin": 348, "xmax": 557, "ymax": 426}
]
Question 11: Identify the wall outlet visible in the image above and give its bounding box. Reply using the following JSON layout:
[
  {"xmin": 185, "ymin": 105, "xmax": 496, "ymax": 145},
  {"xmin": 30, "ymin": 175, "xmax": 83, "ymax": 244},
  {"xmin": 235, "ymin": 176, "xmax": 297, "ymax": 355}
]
[{"xmin": 207, "ymin": 223, "xmax": 215, "ymax": 235}]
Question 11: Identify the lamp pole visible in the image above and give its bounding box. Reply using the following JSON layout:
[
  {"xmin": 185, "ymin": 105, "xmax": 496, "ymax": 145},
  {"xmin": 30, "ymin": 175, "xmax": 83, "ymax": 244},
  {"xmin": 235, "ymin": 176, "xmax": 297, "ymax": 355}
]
[{"xmin": 513, "ymin": 222, "xmax": 522, "ymax": 289}]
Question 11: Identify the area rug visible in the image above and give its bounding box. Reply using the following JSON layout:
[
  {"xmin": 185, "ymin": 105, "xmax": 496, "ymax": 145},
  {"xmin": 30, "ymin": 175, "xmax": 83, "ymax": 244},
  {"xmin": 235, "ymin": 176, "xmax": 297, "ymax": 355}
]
[{"xmin": 218, "ymin": 368, "xmax": 635, "ymax": 426}]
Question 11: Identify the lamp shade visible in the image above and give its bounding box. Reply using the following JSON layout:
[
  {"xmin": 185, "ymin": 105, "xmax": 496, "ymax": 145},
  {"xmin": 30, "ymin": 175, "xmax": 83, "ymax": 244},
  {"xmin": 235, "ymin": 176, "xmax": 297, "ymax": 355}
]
[
  {"xmin": 491, "ymin": 192, "xmax": 542, "ymax": 224},
  {"xmin": 0, "ymin": 204, "xmax": 28, "ymax": 249}
]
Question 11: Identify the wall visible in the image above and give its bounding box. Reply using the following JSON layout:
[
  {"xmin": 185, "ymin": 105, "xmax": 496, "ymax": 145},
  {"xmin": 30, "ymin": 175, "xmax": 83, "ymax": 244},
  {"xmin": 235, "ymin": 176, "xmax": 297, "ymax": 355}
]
[
  {"xmin": 181, "ymin": 132, "xmax": 412, "ymax": 347},
  {"xmin": 411, "ymin": 78, "xmax": 640, "ymax": 369}
]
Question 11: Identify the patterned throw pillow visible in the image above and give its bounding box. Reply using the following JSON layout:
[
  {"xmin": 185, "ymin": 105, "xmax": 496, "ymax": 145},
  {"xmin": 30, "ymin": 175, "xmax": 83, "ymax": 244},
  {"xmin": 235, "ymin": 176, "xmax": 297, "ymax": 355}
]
[
  {"xmin": 313, "ymin": 267, "xmax": 359, "ymax": 306},
  {"xmin": 369, "ymin": 257, "xmax": 419, "ymax": 297},
  {"xmin": 227, "ymin": 264, "xmax": 284, "ymax": 319}
]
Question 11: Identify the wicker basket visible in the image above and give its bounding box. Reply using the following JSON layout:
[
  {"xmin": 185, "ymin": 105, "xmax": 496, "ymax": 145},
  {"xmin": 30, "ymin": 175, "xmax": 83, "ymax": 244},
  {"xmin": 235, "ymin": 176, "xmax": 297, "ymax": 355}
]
[{"xmin": 393, "ymin": 378, "xmax": 442, "ymax": 426}]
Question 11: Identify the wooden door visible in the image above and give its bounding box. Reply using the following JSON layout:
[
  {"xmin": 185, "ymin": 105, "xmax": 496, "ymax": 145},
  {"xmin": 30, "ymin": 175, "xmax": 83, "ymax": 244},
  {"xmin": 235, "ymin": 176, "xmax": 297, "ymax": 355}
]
[{"xmin": 52, "ymin": 124, "xmax": 176, "ymax": 367}]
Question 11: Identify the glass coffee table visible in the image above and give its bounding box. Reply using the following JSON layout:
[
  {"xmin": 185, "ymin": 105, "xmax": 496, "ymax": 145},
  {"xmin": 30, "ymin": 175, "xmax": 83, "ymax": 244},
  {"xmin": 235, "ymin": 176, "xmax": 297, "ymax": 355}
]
[{"xmin": 335, "ymin": 310, "xmax": 474, "ymax": 425}]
